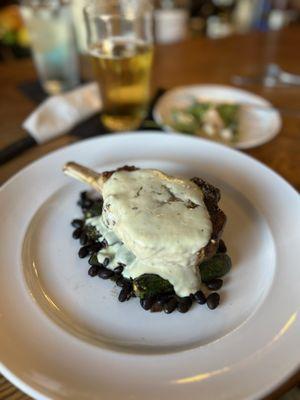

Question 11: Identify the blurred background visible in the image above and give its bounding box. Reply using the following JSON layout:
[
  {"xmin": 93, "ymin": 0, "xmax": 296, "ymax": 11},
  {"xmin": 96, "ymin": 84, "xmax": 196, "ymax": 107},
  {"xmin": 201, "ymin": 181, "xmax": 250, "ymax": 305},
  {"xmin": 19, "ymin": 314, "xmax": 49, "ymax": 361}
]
[{"xmin": 1, "ymin": 0, "xmax": 300, "ymax": 61}]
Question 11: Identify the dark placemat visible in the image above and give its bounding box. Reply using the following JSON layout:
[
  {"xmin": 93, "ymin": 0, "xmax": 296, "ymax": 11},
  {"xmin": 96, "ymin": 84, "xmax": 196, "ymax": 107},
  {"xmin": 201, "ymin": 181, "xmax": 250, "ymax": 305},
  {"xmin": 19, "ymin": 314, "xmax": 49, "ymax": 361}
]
[
  {"xmin": 0, "ymin": 83, "xmax": 165, "ymax": 166},
  {"xmin": 18, "ymin": 78, "xmax": 88, "ymax": 104},
  {"xmin": 18, "ymin": 80, "xmax": 48, "ymax": 104}
]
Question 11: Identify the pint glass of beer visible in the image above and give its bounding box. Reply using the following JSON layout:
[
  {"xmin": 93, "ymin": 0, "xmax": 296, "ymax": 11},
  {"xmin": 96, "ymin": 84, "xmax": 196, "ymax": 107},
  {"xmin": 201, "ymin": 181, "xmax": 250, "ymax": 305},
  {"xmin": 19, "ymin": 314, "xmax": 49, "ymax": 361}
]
[{"xmin": 84, "ymin": 0, "xmax": 153, "ymax": 131}]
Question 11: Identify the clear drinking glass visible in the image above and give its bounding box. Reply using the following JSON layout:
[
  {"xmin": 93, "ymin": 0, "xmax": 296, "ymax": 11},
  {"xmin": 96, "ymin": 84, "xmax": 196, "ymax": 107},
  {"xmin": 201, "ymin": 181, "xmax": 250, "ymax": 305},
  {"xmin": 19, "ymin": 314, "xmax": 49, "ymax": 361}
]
[
  {"xmin": 84, "ymin": 0, "xmax": 154, "ymax": 131},
  {"xmin": 21, "ymin": 0, "xmax": 79, "ymax": 95}
]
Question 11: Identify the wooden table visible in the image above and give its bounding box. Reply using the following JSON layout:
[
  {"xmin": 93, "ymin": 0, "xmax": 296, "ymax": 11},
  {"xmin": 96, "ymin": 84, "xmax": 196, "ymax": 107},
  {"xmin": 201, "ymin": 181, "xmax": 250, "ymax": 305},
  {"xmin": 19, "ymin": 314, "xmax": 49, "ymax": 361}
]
[
  {"xmin": 0, "ymin": 26, "xmax": 299, "ymax": 399},
  {"xmin": 0, "ymin": 26, "xmax": 300, "ymax": 187}
]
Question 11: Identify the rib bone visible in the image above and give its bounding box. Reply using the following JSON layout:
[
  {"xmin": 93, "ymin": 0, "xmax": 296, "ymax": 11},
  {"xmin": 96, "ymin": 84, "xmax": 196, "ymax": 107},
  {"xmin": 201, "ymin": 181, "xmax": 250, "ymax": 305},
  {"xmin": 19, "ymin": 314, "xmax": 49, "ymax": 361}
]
[{"xmin": 63, "ymin": 162, "xmax": 105, "ymax": 192}]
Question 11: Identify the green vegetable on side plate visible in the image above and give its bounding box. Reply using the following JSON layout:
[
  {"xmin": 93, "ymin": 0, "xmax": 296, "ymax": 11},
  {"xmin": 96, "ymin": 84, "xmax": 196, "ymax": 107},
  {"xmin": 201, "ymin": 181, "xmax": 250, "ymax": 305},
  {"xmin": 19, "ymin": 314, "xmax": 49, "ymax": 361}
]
[{"xmin": 170, "ymin": 100, "xmax": 240, "ymax": 143}]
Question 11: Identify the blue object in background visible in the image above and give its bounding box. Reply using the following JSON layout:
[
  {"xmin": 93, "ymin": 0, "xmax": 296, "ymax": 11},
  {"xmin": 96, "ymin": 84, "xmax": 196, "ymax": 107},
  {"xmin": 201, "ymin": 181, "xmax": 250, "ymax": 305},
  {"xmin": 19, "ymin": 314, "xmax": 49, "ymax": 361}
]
[{"xmin": 252, "ymin": 0, "xmax": 273, "ymax": 31}]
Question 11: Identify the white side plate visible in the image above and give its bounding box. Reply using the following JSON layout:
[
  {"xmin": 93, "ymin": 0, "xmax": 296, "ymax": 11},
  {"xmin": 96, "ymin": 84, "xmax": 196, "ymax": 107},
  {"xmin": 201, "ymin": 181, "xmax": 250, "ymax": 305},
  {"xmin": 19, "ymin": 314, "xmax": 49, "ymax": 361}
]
[{"xmin": 153, "ymin": 85, "xmax": 282, "ymax": 149}]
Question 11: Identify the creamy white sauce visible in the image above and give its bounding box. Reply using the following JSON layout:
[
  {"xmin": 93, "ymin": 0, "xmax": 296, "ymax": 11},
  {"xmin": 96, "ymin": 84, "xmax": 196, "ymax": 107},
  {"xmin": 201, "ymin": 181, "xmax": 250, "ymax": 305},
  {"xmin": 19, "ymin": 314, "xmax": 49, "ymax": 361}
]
[
  {"xmin": 87, "ymin": 169, "xmax": 212, "ymax": 296},
  {"xmin": 86, "ymin": 217, "xmax": 135, "ymax": 268}
]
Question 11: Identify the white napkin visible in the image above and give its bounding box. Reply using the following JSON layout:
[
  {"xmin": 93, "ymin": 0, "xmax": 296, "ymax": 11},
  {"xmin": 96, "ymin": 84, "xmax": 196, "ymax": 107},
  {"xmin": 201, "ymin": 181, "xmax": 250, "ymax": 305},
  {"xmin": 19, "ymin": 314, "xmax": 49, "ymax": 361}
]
[{"xmin": 23, "ymin": 82, "xmax": 102, "ymax": 144}]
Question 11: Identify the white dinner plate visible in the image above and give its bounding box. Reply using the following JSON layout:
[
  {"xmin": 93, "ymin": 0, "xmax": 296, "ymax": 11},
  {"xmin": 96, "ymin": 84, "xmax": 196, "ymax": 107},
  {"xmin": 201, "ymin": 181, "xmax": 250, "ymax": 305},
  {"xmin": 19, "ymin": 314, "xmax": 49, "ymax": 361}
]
[
  {"xmin": 153, "ymin": 85, "xmax": 282, "ymax": 149},
  {"xmin": 0, "ymin": 132, "xmax": 299, "ymax": 400}
]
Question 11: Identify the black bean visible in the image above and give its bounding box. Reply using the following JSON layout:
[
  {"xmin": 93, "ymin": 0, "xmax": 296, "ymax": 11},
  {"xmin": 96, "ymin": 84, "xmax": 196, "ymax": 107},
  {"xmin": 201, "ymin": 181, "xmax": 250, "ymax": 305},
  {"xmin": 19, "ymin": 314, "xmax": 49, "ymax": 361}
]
[
  {"xmin": 81, "ymin": 191, "xmax": 92, "ymax": 202},
  {"xmin": 109, "ymin": 274, "xmax": 119, "ymax": 283},
  {"xmin": 103, "ymin": 257, "xmax": 110, "ymax": 267},
  {"xmin": 118, "ymin": 287, "xmax": 131, "ymax": 302},
  {"xmin": 72, "ymin": 227, "xmax": 82, "ymax": 239},
  {"xmin": 116, "ymin": 277, "xmax": 125, "ymax": 287},
  {"xmin": 101, "ymin": 239, "xmax": 108, "ymax": 248},
  {"xmin": 88, "ymin": 243, "xmax": 103, "ymax": 254},
  {"xmin": 88, "ymin": 254, "xmax": 100, "ymax": 266},
  {"xmin": 77, "ymin": 197, "xmax": 93, "ymax": 210},
  {"xmin": 88, "ymin": 265, "xmax": 100, "ymax": 277},
  {"xmin": 122, "ymin": 279, "xmax": 132, "ymax": 290},
  {"xmin": 140, "ymin": 297, "xmax": 154, "ymax": 311},
  {"xmin": 156, "ymin": 294, "xmax": 172, "ymax": 305},
  {"xmin": 178, "ymin": 297, "xmax": 192, "ymax": 313},
  {"xmin": 114, "ymin": 265, "xmax": 124, "ymax": 274},
  {"xmin": 113, "ymin": 272, "xmax": 121, "ymax": 281},
  {"xmin": 206, "ymin": 279, "xmax": 223, "ymax": 291},
  {"xmin": 194, "ymin": 290, "xmax": 206, "ymax": 305},
  {"xmin": 77, "ymin": 200, "xmax": 84, "ymax": 208},
  {"xmin": 151, "ymin": 301, "xmax": 163, "ymax": 312},
  {"xmin": 80, "ymin": 191, "xmax": 87, "ymax": 200},
  {"xmin": 83, "ymin": 199, "xmax": 93, "ymax": 208},
  {"xmin": 163, "ymin": 297, "xmax": 178, "ymax": 314},
  {"xmin": 218, "ymin": 239, "xmax": 227, "ymax": 254},
  {"xmin": 98, "ymin": 268, "xmax": 114, "ymax": 280},
  {"xmin": 78, "ymin": 246, "xmax": 89, "ymax": 258},
  {"xmin": 71, "ymin": 219, "xmax": 83, "ymax": 228},
  {"xmin": 79, "ymin": 233, "xmax": 88, "ymax": 245},
  {"xmin": 189, "ymin": 293, "xmax": 195, "ymax": 300},
  {"xmin": 207, "ymin": 293, "xmax": 220, "ymax": 310}
]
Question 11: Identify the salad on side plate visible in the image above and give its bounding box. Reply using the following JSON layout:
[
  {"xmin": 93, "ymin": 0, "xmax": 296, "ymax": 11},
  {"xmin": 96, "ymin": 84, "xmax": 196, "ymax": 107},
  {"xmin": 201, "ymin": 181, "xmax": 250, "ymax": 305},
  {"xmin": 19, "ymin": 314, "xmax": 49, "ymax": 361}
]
[{"xmin": 170, "ymin": 100, "xmax": 240, "ymax": 143}]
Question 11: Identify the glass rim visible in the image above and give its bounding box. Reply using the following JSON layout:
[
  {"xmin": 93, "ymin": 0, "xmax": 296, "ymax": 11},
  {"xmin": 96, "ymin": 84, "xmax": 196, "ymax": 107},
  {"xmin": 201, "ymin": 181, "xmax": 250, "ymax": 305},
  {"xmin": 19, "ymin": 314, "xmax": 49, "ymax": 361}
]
[{"xmin": 84, "ymin": 0, "xmax": 153, "ymax": 19}]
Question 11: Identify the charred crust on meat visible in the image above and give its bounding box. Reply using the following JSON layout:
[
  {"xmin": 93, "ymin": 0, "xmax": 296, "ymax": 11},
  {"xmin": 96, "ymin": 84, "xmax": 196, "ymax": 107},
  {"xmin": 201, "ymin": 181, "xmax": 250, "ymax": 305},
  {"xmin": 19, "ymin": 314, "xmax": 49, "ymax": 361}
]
[
  {"xmin": 191, "ymin": 177, "xmax": 221, "ymax": 204},
  {"xmin": 191, "ymin": 177, "xmax": 226, "ymax": 261},
  {"xmin": 103, "ymin": 165, "xmax": 139, "ymax": 180}
]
